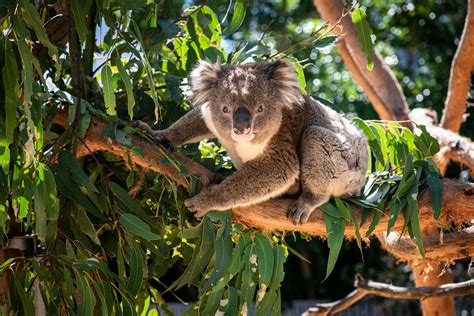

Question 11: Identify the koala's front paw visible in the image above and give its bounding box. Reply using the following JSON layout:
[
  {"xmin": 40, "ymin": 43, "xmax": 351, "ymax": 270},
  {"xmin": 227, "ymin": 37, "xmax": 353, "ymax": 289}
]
[
  {"xmin": 287, "ymin": 200, "xmax": 313, "ymax": 225},
  {"xmin": 184, "ymin": 195, "xmax": 211, "ymax": 218}
]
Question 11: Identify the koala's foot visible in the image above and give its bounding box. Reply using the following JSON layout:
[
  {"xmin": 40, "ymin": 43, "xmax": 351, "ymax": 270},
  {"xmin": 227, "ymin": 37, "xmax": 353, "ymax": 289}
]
[
  {"xmin": 129, "ymin": 120, "xmax": 174, "ymax": 151},
  {"xmin": 287, "ymin": 192, "xmax": 328, "ymax": 225}
]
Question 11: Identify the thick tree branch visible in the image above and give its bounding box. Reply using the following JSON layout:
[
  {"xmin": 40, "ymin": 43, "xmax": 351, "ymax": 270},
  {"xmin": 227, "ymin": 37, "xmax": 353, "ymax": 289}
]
[
  {"xmin": 52, "ymin": 111, "xmax": 474, "ymax": 246},
  {"xmin": 440, "ymin": 0, "xmax": 474, "ymax": 133},
  {"xmin": 304, "ymin": 275, "xmax": 474, "ymax": 316}
]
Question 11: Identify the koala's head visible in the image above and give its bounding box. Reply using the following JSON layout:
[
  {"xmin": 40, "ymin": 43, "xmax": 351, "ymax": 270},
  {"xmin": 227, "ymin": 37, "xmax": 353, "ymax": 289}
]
[{"xmin": 189, "ymin": 60, "xmax": 302, "ymax": 144}]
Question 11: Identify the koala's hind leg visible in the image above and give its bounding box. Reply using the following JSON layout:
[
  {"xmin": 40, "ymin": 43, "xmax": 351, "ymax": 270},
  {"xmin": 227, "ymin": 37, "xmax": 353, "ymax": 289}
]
[{"xmin": 288, "ymin": 126, "xmax": 359, "ymax": 224}]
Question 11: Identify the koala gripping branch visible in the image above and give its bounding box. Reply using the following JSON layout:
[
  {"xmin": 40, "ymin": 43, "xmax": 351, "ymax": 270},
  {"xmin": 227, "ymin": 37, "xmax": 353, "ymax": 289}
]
[{"xmin": 53, "ymin": 111, "xmax": 474, "ymax": 261}]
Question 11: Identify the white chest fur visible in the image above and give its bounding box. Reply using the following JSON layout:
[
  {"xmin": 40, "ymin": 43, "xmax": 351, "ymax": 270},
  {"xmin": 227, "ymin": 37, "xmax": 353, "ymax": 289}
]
[{"xmin": 234, "ymin": 140, "xmax": 269, "ymax": 163}]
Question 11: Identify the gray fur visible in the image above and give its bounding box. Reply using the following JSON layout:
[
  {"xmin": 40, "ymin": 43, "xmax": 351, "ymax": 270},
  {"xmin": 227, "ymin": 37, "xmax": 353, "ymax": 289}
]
[{"xmin": 149, "ymin": 60, "xmax": 368, "ymax": 224}]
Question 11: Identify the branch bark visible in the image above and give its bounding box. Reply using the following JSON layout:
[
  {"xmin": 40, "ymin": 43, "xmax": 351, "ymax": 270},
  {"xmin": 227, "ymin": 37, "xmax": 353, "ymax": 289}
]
[
  {"xmin": 379, "ymin": 227, "xmax": 474, "ymax": 262},
  {"xmin": 440, "ymin": 0, "xmax": 474, "ymax": 133},
  {"xmin": 304, "ymin": 275, "xmax": 474, "ymax": 316}
]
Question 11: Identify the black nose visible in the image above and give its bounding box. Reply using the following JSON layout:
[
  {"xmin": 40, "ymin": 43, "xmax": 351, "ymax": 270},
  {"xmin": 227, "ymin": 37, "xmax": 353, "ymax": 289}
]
[{"xmin": 233, "ymin": 107, "xmax": 251, "ymax": 134}]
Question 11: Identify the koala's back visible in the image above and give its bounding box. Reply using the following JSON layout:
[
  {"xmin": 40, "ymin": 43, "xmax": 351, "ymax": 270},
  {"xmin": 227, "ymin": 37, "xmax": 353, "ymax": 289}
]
[{"xmin": 280, "ymin": 96, "xmax": 368, "ymax": 197}]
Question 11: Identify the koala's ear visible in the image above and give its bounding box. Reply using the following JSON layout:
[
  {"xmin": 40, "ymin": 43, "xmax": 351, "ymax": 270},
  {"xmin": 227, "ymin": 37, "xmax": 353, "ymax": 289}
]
[
  {"xmin": 264, "ymin": 60, "xmax": 302, "ymax": 106},
  {"xmin": 189, "ymin": 60, "xmax": 221, "ymax": 106}
]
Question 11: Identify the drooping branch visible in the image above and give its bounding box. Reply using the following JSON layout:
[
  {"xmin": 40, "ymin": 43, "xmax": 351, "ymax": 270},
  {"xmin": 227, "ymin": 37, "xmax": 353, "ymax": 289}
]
[
  {"xmin": 313, "ymin": 0, "xmax": 411, "ymax": 123},
  {"xmin": 304, "ymin": 275, "xmax": 474, "ymax": 316},
  {"xmin": 52, "ymin": 111, "xmax": 474, "ymax": 246},
  {"xmin": 440, "ymin": 0, "xmax": 474, "ymax": 133}
]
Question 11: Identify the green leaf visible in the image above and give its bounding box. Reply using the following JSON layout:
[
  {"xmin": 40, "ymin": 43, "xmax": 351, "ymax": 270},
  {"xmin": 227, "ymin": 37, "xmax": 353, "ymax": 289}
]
[
  {"xmin": 50, "ymin": 164, "xmax": 103, "ymax": 219},
  {"xmin": 352, "ymin": 7, "xmax": 374, "ymax": 70},
  {"xmin": 314, "ymin": 36, "xmax": 337, "ymax": 49},
  {"xmin": 211, "ymin": 232, "xmax": 250, "ymax": 292},
  {"xmin": 108, "ymin": 182, "xmax": 150, "ymax": 220},
  {"xmin": 255, "ymin": 233, "xmax": 274, "ymax": 289},
  {"xmin": 202, "ymin": 287, "xmax": 225, "ymax": 315},
  {"xmin": 323, "ymin": 213, "xmax": 345, "ymax": 281},
  {"xmin": 70, "ymin": 0, "xmax": 88, "ymax": 42},
  {"xmin": 43, "ymin": 166, "xmax": 59, "ymax": 220},
  {"xmin": 75, "ymin": 258, "xmax": 101, "ymax": 271},
  {"xmin": 75, "ymin": 271, "xmax": 96, "ymax": 316},
  {"xmin": 116, "ymin": 57, "xmax": 136, "ymax": 120},
  {"xmin": 223, "ymin": 286, "xmax": 238, "ymax": 316},
  {"xmin": 365, "ymin": 206, "xmax": 383, "ymax": 237},
  {"xmin": 17, "ymin": 39, "xmax": 33, "ymax": 113},
  {"xmin": 19, "ymin": 0, "xmax": 58, "ymax": 58},
  {"xmin": 170, "ymin": 217, "xmax": 215, "ymax": 289},
  {"xmin": 59, "ymin": 151, "xmax": 98, "ymax": 193},
  {"xmin": 13, "ymin": 276, "xmax": 34, "ymax": 316},
  {"xmin": 347, "ymin": 203, "xmax": 363, "ymax": 258},
  {"xmin": 76, "ymin": 209, "xmax": 100, "ymax": 244},
  {"xmin": 320, "ymin": 201, "xmax": 346, "ymax": 219},
  {"xmin": 425, "ymin": 171, "xmax": 442, "ymax": 220},
  {"xmin": 255, "ymin": 245, "xmax": 286, "ymax": 316},
  {"xmin": 3, "ymin": 46, "xmax": 19, "ymax": 145},
  {"xmin": 222, "ymin": 0, "xmax": 249, "ymax": 36},
  {"xmin": 101, "ymin": 64, "xmax": 117, "ymax": 116},
  {"xmin": 408, "ymin": 188, "xmax": 425, "ymax": 257},
  {"xmin": 34, "ymin": 168, "xmax": 47, "ymax": 241},
  {"xmin": 334, "ymin": 197, "xmax": 351, "ymax": 221},
  {"xmin": 202, "ymin": 221, "xmax": 232, "ymax": 292},
  {"xmin": 238, "ymin": 243, "xmax": 258, "ymax": 313},
  {"xmin": 387, "ymin": 199, "xmax": 403, "ymax": 234},
  {"xmin": 128, "ymin": 241, "xmax": 144, "ymax": 296},
  {"xmin": 120, "ymin": 213, "xmax": 161, "ymax": 240}
]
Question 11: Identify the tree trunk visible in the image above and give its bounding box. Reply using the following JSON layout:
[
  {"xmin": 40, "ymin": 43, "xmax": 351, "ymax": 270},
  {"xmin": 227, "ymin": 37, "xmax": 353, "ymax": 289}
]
[{"xmin": 411, "ymin": 227, "xmax": 455, "ymax": 316}]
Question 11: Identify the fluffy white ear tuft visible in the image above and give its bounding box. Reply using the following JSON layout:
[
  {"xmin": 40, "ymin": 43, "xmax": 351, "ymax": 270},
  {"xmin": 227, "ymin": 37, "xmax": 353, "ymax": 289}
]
[
  {"xmin": 264, "ymin": 60, "xmax": 303, "ymax": 106},
  {"xmin": 189, "ymin": 60, "xmax": 221, "ymax": 106}
]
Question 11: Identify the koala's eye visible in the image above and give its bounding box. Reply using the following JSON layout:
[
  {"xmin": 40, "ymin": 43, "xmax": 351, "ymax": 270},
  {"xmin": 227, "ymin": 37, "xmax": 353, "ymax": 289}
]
[
  {"xmin": 256, "ymin": 106, "xmax": 264, "ymax": 113},
  {"xmin": 222, "ymin": 106, "xmax": 230, "ymax": 113}
]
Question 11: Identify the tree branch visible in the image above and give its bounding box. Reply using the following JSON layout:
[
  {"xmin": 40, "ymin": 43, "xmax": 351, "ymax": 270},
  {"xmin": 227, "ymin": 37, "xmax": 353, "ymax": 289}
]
[
  {"xmin": 379, "ymin": 227, "xmax": 474, "ymax": 262},
  {"xmin": 313, "ymin": 0, "xmax": 411, "ymax": 123},
  {"xmin": 304, "ymin": 275, "xmax": 474, "ymax": 316},
  {"xmin": 440, "ymin": 0, "xmax": 474, "ymax": 133},
  {"xmin": 52, "ymin": 111, "xmax": 474, "ymax": 248}
]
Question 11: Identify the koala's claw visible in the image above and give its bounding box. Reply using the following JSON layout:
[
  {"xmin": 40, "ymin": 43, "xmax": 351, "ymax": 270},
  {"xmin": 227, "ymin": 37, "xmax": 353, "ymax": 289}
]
[
  {"xmin": 287, "ymin": 200, "xmax": 312, "ymax": 225},
  {"xmin": 129, "ymin": 120, "xmax": 174, "ymax": 151}
]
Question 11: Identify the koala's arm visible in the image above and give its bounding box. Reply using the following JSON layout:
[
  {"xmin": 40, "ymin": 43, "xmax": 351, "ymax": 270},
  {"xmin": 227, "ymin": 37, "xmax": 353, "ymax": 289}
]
[
  {"xmin": 185, "ymin": 138, "xmax": 300, "ymax": 216},
  {"xmin": 144, "ymin": 106, "xmax": 214, "ymax": 146}
]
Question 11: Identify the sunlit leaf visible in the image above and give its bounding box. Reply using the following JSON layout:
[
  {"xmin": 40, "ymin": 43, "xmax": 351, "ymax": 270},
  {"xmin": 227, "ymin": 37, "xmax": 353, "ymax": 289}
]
[
  {"xmin": 323, "ymin": 213, "xmax": 345, "ymax": 281},
  {"xmin": 222, "ymin": 0, "xmax": 249, "ymax": 36},
  {"xmin": 70, "ymin": 0, "xmax": 88, "ymax": 42},
  {"xmin": 352, "ymin": 7, "xmax": 374, "ymax": 70},
  {"xmin": 101, "ymin": 64, "xmax": 117, "ymax": 116}
]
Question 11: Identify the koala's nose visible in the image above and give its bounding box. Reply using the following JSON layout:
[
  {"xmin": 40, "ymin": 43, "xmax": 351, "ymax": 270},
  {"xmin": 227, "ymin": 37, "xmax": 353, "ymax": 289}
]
[{"xmin": 233, "ymin": 107, "xmax": 251, "ymax": 134}]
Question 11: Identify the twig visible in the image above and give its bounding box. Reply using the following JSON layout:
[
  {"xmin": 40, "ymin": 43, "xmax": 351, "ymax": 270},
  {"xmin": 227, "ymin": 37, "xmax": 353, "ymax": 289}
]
[{"xmin": 304, "ymin": 275, "xmax": 474, "ymax": 315}]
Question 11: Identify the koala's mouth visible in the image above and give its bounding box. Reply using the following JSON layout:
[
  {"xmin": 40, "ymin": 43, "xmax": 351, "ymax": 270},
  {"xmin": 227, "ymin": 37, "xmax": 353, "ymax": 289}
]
[{"xmin": 231, "ymin": 131, "xmax": 255, "ymax": 143}]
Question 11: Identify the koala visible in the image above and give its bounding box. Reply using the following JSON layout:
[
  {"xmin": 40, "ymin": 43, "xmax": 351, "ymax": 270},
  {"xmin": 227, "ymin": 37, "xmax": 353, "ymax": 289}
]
[{"xmin": 140, "ymin": 60, "xmax": 368, "ymax": 224}]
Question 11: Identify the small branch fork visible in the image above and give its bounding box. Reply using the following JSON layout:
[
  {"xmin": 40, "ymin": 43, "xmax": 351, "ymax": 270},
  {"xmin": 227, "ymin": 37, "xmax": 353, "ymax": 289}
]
[{"xmin": 304, "ymin": 275, "xmax": 474, "ymax": 316}]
